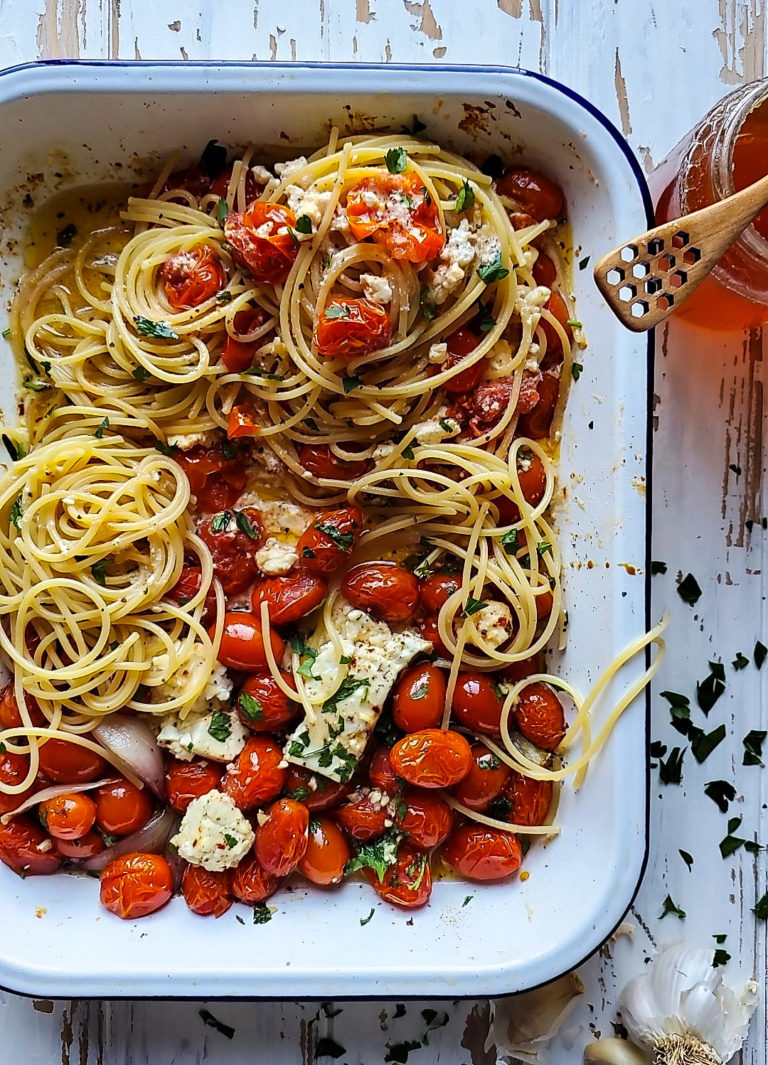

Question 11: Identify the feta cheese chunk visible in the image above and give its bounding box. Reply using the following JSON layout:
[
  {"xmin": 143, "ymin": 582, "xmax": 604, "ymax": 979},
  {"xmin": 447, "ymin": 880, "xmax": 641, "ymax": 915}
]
[
  {"xmin": 469, "ymin": 600, "xmax": 516, "ymax": 649},
  {"xmin": 275, "ymin": 155, "xmax": 309, "ymax": 183},
  {"xmin": 284, "ymin": 184, "xmax": 333, "ymax": 227},
  {"xmin": 254, "ymin": 536, "xmax": 299, "ymax": 575},
  {"xmin": 428, "ymin": 342, "xmax": 448, "ymax": 364},
  {"xmin": 166, "ymin": 429, "xmax": 218, "ymax": 451},
  {"xmin": 171, "ymin": 790, "xmax": 254, "ymax": 871},
  {"xmin": 516, "ymin": 285, "xmax": 551, "ymax": 331},
  {"xmin": 360, "ymin": 273, "xmax": 393, "ymax": 305},
  {"xmin": 157, "ymin": 708, "xmax": 247, "ymax": 764},
  {"xmin": 412, "ymin": 407, "xmax": 461, "ymax": 445},
  {"xmin": 150, "ymin": 646, "xmax": 233, "ymax": 718}
]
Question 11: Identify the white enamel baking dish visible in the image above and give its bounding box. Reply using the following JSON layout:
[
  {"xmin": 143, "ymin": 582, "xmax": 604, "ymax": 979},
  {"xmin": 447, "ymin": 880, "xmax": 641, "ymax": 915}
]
[{"xmin": 0, "ymin": 61, "xmax": 653, "ymax": 999}]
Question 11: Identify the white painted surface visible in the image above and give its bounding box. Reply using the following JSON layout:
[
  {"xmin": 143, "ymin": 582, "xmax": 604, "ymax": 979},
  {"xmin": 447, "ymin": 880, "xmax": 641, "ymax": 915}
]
[{"xmin": 0, "ymin": 2, "xmax": 764, "ymax": 1062}]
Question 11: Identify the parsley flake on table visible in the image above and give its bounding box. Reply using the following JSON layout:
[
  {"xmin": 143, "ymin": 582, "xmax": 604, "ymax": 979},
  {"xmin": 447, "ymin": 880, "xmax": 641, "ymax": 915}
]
[
  {"xmin": 718, "ymin": 816, "xmax": 753, "ymax": 858},
  {"xmin": 755, "ymin": 641, "xmax": 767, "ymax": 670},
  {"xmin": 679, "ymin": 849, "xmax": 694, "ymax": 870},
  {"xmin": 199, "ymin": 1009, "xmax": 235, "ymax": 1040},
  {"xmin": 696, "ymin": 661, "xmax": 726, "ymax": 714},
  {"xmin": 754, "ymin": 892, "xmax": 768, "ymax": 920},
  {"xmin": 659, "ymin": 894, "xmax": 686, "ymax": 920},
  {"xmin": 658, "ymin": 746, "xmax": 685, "ymax": 784},
  {"xmin": 712, "ymin": 948, "xmax": 731, "ymax": 968},
  {"xmin": 691, "ymin": 724, "xmax": 726, "ymax": 763},
  {"xmin": 252, "ymin": 903, "xmax": 274, "ymax": 925},
  {"xmin": 677, "ymin": 572, "xmax": 702, "ymax": 605},
  {"xmin": 732, "ymin": 651, "xmax": 749, "ymax": 670},
  {"xmin": 742, "ymin": 729, "xmax": 767, "ymax": 767},
  {"xmin": 651, "ymin": 560, "xmax": 668, "ymax": 575},
  {"xmin": 360, "ymin": 907, "xmax": 375, "ymax": 926},
  {"xmin": 704, "ymin": 779, "xmax": 736, "ymax": 813}
]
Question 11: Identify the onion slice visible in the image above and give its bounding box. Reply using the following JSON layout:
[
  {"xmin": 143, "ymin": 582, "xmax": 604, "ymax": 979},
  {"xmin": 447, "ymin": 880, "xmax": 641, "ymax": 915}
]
[
  {"xmin": 92, "ymin": 714, "xmax": 166, "ymax": 799},
  {"xmin": 81, "ymin": 807, "xmax": 179, "ymax": 873},
  {"xmin": 0, "ymin": 778, "xmax": 120, "ymax": 825}
]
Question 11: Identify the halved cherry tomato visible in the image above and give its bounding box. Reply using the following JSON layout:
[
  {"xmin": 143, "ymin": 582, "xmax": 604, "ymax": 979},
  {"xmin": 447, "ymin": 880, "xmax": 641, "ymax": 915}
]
[
  {"xmin": 418, "ymin": 573, "xmax": 461, "ymax": 613},
  {"xmin": 346, "ymin": 173, "xmax": 444, "ymax": 263},
  {"xmin": 95, "ymin": 779, "xmax": 153, "ymax": 836},
  {"xmin": 298, "ymin": 445, "xmax": 370, "ymax": 483},
  {"xmin": 284, "ymin": 765, "xmax": 351, "ymax": 812},
  {"xmin": 389, "ymin": 729, "xmax": 472, "ymax": 789},
  {"xmin": 365, "ymin": 841, "xmax": 432, "ymax": 908},
  {"xmin": 297, "ymin": 505, "xmax": 364, "ymax": 576},
  {"xmin": 99, "ymin": 852, "xmax": 174, "ymax": 919},
  {"xmin": 495, "ymin": 448, "xmax": 547, "ymax": 524},
  {"xmin": 209, "ymin": 163, "xmax": 259, "ymax": 202},
  {"xmin": 182, "ymin": 864, "xmax": 234, "ymax": 918},
  {"xmin": 442, "ymin": 327, "xmax": 486, "ymax": 394},
  {"xmin": 367, "ymin": 745, "xmax": 401, "ymax": 797},
  {"xmin": 513, "ymin": 682, "xmax": 566, "ymax": 751},
  {"xmin": 0, "ymin": 815, "xmax": 61, "ymax": 876},
  {"xmin": 236, "ymin": 672, "xmax": 299, "ymax": 732},
  {"xmin": 298, "ymin": 816, "xmax": 350, "ymax": 885},
  {"xmin": 496, "ymin": 167, "xmax": 565, "ymax": 223},
  {"xmin": 165, "ymin": 757, "xmax": 223, "ymax": 814},
  {"xmin": 532, "ymin": 250, "xmax": 557, "ymax": 288},
  {"xmin": 254, "ymin": 797, "xmax": 309, "ymax": 877},
  {"xmin": 198, "ymin": 507, "xmax": 263, "ymax": 596},
  {"xmin": 224, "ymin": 202, "xmax": 299, "ymax": 284},
  {"xmin": 0, "ymin": 749, "xmax": 34, "ymax": 816},
  {"xmin": 314, "ymin": 297, "xmax": 392, "ymax": 359},
  {"xmin": 252, "ymin": 570, "xmax": 327, "ymax": 625},
  {"xmin": 341, "ymin": 562, "xmax": 419, "ymax": 623},
  {"xmin": 37, "ymin": 739, "xmax": 108, "ymax": 785},
  {"xmin": 0, "ymin": 683, "xmax": 44, "ymax": 730},
  {"xmin": 56, "ymin": 830, "xmax": 105, "ymax": 860},
  {"xmin": 417, "ymin": 615, "xmax": 450, "ymax": 658},
  {"xmin": 392, "ymin": 664, "xmax": 446, "ymax": 733},
  {"xmin": 517, "ymin": 372, "xmax": 559, "ymax": 439},
  {"xmin": 161, "ymin": 245, "xmax": 226, "ymax": 310},
  {"xmin": 231, "ymin": 852, "xmax": 279, "ymax": 903},
  {"xmin": 216, "ymin": 612, "xmax": 285, "ymax": 671},
  {"xmin": 39, "ymin": 793, "xmax": 96, "ymax": 840},
  {"xmin": 504, "ymin": 770, "xmax": 553, "ymax": 827},
  {"xmin": 221, "ymin": 735, "xmax": 286, "ymax": 811},
  {"xmin": 451, "ymin": 744, "xmax": 511, "ymax": 812},
  {"xmin": 174, "ymin": 442, "xmax": 248, "ymax": 512},
  {"xmin": 442, "ymin": 825, "xmax": 522, "ymax": 881},
  {"xmin": 335, "ymin": 791, "xmax": 389, "ymax": 842},
  {"xmin": 395, "ymin": 787, "xmax": 453, "ymax": 849},
  {"xmin": 222, "ymin": 306, "xmax": 271, "ymax": 373},
  {"xmin": 451, "ymin": 673, "xmax": 505, "ymax": 735}
]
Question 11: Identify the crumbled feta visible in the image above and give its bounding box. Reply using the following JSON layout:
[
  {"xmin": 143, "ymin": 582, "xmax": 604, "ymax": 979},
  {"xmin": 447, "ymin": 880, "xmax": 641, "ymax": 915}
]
[
  {"xmin": 150, "ymin": 645, "xmax": 232, "ymax": 717},
  {"xmin": 469, "ymin": 600, "xmax": 516, "ymax": 649},
  {"xmin": 284, "ymin": 184, "xmax": 333, "ymax": 227},
  {"xmin": 166, "ymin": 429, "xmax": 218, "ymax": 451},
  {"xmin": 372, "ymin": 442, "xmax": 396, "ymax": 461},
  {"xmin": 428, "ymin": 342, "xmax": 448, "ymax": 364},
  {"xmin": 474, "ymin": 230, "xmax": 502, "ymax": 268},
  {"xmin": 412, "ymin": 407, "xmax": 460, "ymax": 445},
  {"xmin": 428, "ymin": 260, "xmax": 466, "ymax": 305},
  {"xmin": 361, "ymin": 187, "xmax": 384, "ymax": 209},
  {"xmin": 516, "ymin": 285, "xmax": 551, "ymax": 330},
  {"xmin": 443, "ymin": 219, "xmax": 476, "ymax": 267},
  {"xmin": 250, "ymin": 164, "xmax": 273, "ymax": 184},
  {"xmin": 237, "ymin": 489, "xmax": 312, "ymax": 540},
  {"xmin": 275, "ymin": 155, "xmax": 309, "ymax": 183},
  {"xmin": 254, "ymin": 221, "xmax": 274, "ymax": 238},
  {"xmin": 254, "ymin": 536, "xmax": 299, "ymax": 576},
  {"xmin": 157, "ymin": 707, "xmax": 246, "ymax": 764},
  {"xmin": 330, "ymin": 211, "xmax": 350, "ymax": 235},
  {"xmin": 171, "ymin": 790, "xmax": 254, "ymax": 871},
  {"xmin": 485, "ymin": 340, "xmax": 516, "ymax": 380},
  {"xmin": 360, "ymin": 273, "xmax": 393, "ymax": 305}
]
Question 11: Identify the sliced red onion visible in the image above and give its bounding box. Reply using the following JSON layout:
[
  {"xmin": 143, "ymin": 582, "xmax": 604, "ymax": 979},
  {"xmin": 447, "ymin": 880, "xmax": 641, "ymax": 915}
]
[
  {"xmin": 81, "ymin": 807, "xmax": 178, "ymax": 873},
  {"xmin": 0, "ymin": 777, "xmax": 120, "ymax": 825},
  {"xmin": 165, "ymin": 837, "xmax": 186, "ymax": 890},
  {"xmin": 92, "ymin": 714, "xmax": 166, "ymax": 800}
]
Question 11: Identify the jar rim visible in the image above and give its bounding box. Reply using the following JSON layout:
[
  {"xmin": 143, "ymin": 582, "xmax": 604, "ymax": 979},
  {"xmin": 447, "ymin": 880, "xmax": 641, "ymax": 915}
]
[{"xmin": 714, "ymin": 78, "xmax": 768, "ymax": 261}]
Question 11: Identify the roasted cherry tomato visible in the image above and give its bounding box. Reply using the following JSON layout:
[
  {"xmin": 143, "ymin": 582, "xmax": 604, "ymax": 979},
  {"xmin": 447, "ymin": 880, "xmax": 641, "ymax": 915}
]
[
  {"xmin": 502, "ymin": 654, "xmax": 542, "ymax": 685},
  {"xmin": 297, "ymin": 816, "xmax": 350, "ymax": 886},
  {"xmin": 365, "ymin": 841, "xmax": 432, "ymax": 908},
  {"xmin": 167, "ymin": 561, "xmax": 217, "ymax": 624},
  {"xmin": 56, "ymin": 830, "xmax": 105, "ymax": 860},
  {"xmin": 224, "ymin": 201, "xmax": 299, "ymax": 284},
  {"xmin": 504, "ymin": 770, "xmax": 553, "ymax": 827},
  {"xmin": 532, "ymin": 250, "xmax": 557, "ymax": 288},
  {"xmin": 495, "ymin": 448, "xmax": 547, "ymax": 525},
  {"xmin": 298, "ymin": 446, "xmax": 370, "ymax": 482},
  {"xmin": 165, "ymin": 757, "xmax": 223, "ymax": 814},
  {"xmin": 221, "ymin": 736, "xmax": 286, "ymax": 811},
  {"xmin": 227, "ymin": 402, "xmax": 262, "ymax": 440},
  {"xmin": 39, "ymin": 792, "xmax": 96, "ymax": 841},
  {"xmin": 442, "ymin": 824, "xmax": 522, "ymax": 881},
  {"xmin": 335, "ymin": 791, "xmax": 389, "ymax": 842},
  {"xmin": 539, "ymin": 290, "xmax": 573, "ymax": 360},
  {"xmin": 341, "ymin": 562, "xmax": 419, "ymax": 624},
  {"xmin": 0, "ymin": 683, "xmax": 44, "ymax": 730},
  {"xmin": 216, "ymin": 611, "xmax": 285, "ymax": 671},
  {"xmin": 95, "ymin": 779, "xmax": 153, "ymax": 837},
  {"xmin": 314, "ymin": 297, "xmax": 392, "ymax": 359},
  {"xmin": 367, "ymin": 745, "xmax": 401, "ymax": 797},
  {"xmin": 209, "ymin": 163, "xmax": 260, "ymax": 202},
  {"xmin": 252, "ymin": 570, "xmax": 327, "ymax": 626},
  {"xmin": 231, "ymin": 852, "xmax": 279, "ymax": 903},
  {"xmin": 222, "ymin": 306, "xmax": 271, "ymax": 373},
  {"xmin": 174, "ymin": 442, "xmax": 248, "ymax": 513},
  {"xmin": 37, "ymin": 739, "xmax": 108, "ymax": 785},
  {"xmin": 516, "ymin": 372, "xmax": 559, "ymax": 440},
  {"xmin": 161, "ymin": 163, "xmax": 211, "ymax": 199},
  {"xmin": 283, "ymin": 765, "xmax": 351, "ymax": 812},
  {"xmin": 297, "ymin": 505, "xmax": 363, "ymax": 576},
  {"xmin": 99, "ymin": 852, "xmax": 174, "ymax": 919},
  {"xmin": 181, "ymin": 864, "xmax": 234, "ymax": 918},
  {"xmin": 513, "ymin": 682, "xmax": 566, "ymax": 751},
  {"xmin": 451, "ymin": 673, "xmax": 505, "ymax": 735},
  {"xmin": 395, "ymin": 788, "xmax": 454, "ymax": 849},
  {"xmin": 389, "ymin": 729, "xmax": 472, "ymax": 789},
  {"xmin": 417, "ymin": 615, "xmax": 450, "ymax": 659},
  {"xmin": 451, "ymin": 744, "xmax": 511, "ymax": 812},
  {"xmin": 254, "ymin": 797, "xmax": 309, "ymax": 877},
  {"xmin": 0, "ymin": 815, "xmax": 61, "ymax": 876},
  {"xmin": 496, "ymin": 167, "xmax": 565, "ymax": 223},
  {"xmin": 198, "ymin": 507, "xmax": 263, "ymax": 596},
  {"xmin": 0, "ymin": 749, "xmax": 34, "ymax": 816},
  {"xmin": 509, "ymin": 211, "xmax": 548, "ymax": 249},
  {"xmin": 418, "ymin": 572, "xmax": 461, "ymax": 613},
  {"xmin": 392, "ymin": 663, "xmax": 446, "ymax": 733},
  {"xmin": 161, "ymin": 244, "xmax": 226, "ymax": 310},
  {"xmin": 442, "ymin": 327, "xmax": 486, "ymax": 394},
  {"xmin": 346, "ymin": 173, "xmax": 444, "ymax": 263},
  {"xmin": 236, "ymin": 672, "xmax": 299, "ymax": 733}
]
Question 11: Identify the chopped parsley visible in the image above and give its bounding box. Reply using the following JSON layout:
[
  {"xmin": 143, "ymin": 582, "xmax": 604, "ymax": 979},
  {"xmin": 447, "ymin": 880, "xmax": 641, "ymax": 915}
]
[
  {"xmin": 477, "ymin": 302, "xmax": 496, "ymax": 333},
  {"xmin": 571, "ymin": 362, "xmax": 583, "ymax": 381},
  {"xmin": 238, "ymin": 692, "xmax": 264, "ymax": 722},
  {"xmin": 566, "ymin": 319, "xmax": 582, "ymax": 328},
  {"xmin": 22, "ymin": 378, "xmax": 50, "ymax": 392},
  {"xmin": 677, "ymin": 572, "xmax": 702, "ymax": 605},
  {"xmin": 210, "ymin": 510, "xmax": 231, "ymax": 533},
  {"xmin": 696, "ymin": 661, "xmax": 725, "ymax": 714},
  {"xmin": 454, "ymin": 180, "xmax": 475, "ymax": 213},
  {"xmin": 651, "ymin": 560, "xmax": 667, "ymax": 575},
  {"xmin": 704, "ymin": 779, "xmax": 736, "ymax": 813},
  {"xmin": 754, "ymin": 892, "xmax": 768, "ymax": 920},
  {"xmin": 477, "ymin": 254, "xmax": 510, "ymax": 284},
  {"xmin": 90, "ymin": 558, "xmax": 109, "ymax": 586},
  {"xmin": 2, "ymin": 435, "xmax": 22, "ymax": 462},
  {"xmin": 402, "ymin": 445, "xmax": 415, "ymax": 460},
  {"xmin": 462, "ymin": 895, "xmax": 474, "ymax": 907},
  {"xmin": 578, "ymin": 255, "xmax": 590, "ymax": 270},
  {"xmin": 199, "ymin": 1009, "xmax": 235, "ymax": 1040},
  {"xmin": 718, "ymin": 816, "xmax": 759, "ymax": 858},
  {"xmin": 154, "ymin": 440, "xmax": 179, "ymax": 457},
  {"xmin": 385, "ymin": 147, "xmax": 408, "ymax": 174},
  {"xmin": 322, "ymin": 677, "xmax": 370, "ymax": 715},
  {"xmin": 252, "ymin": 903, "xmax": 274, "ymax": 925},
  {"xmin": 295, "ymin": 214, "xmax": 313, "ymax": 234},
  {"xmin": 732, "ymin": 651, "xmax": 749, "ymax": 670},
  {"xmin": 134, "ymin": 316, "xmax": 179, "ymax": 340},
  {"xmin": 500, "ymin": 528, "xmax": 519, "ymax": 555},
  {"xmin": 462, "ymin": 597, "xmax": 487, "ymax": 617},
  {"xmin": 679, "ymin": 849, "xmax": 694, "ymax": 870},
  {"xmin": 360, "ymin": 907, "xmax": 376, "ymax": 926},
  {"xmin": 314, "ymin": 522, "xmax": 353, "ymax": 551},
  {"xmin": 93, "ymin": 416, "xmax": 109, "ymax": 439},
  {"xmin": 208, "ymin": 711, "xmax": 232, "ymax": 743},
  {"xmin": 742, "ymin": 729, "xmax": 767, "ymax": 767},
  {"xmin": 344, "ymin": 828, "xmax": 403, "ymax": 881},
  {"xmin": 216, "ymin": 197, "xmax": 229, "ymax": 222},
  {"xmin": 659, "ymin": 894, "xmax": 686, "ymax": 920},
  {"xmin": 658, "ymin": 746, "xmax": 684, "ymax": 784},
  {"xmin": 315, "ymin": 1038, "xmax": 346, "ymax": 1059},
  {"xmin": 537, "ymin": 540, "xmax": 552, "ymax": 556},
  {"xmin": 223, "ymin": 833, "xmax": 238, "ymax": 849},
  {"xmin": 755, "ymin": 641, "xmax": 767, "ymax": 670},
  {"xmin": 419, "ymin": 288, "xmax": 437, "ymax": 320},
  {"xmin": 235, "ymin": 509, "xmax": 260, "ymax": 540},
  {"xmin": 289, "ymin": 633, "xmax": 318, "ymax": 678},
  {"xmin": 713, "ymin": 948, "xmax": 731, "ymax": 968},
  {"xmin": 132, "ymin": 366, "xmax": 149, "ymax": 382},
  {"xmin": 342, "ymin": 375, "xmax": 361, "ymax": 394},
  {"xmin": 215, "ymin": 289, "xmax": 233, "ymax": 304},
  {"xmin": 9, "ymin": 496, "xmax": 22, "ymax": 530},
  {"xmin": 691, "ymin": 724, "xmax": 726, "ymax": 763}
]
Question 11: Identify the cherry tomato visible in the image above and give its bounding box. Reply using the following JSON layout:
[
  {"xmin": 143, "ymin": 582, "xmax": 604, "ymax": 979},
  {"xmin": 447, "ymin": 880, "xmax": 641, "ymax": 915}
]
[
  {"xmin": 335, "ymin": 791, "xmax": 389, "ymax": 842},
  {"xmin": 56, "ymin": 830, "xmax": 105, "ymax": 860},
  {"xmin": 389, "ymin": 729, "xmax": 472, "ymax": 789},
  {"xmin": 0, "ymin": 815, "xmax": 61, "ymax": 876},
  {"xmin": 392, "ymin": 663, "xmax": 446, "ymax": 733},
  {"xmin": 451, "ymin": 744, "xmax": 511, "ymax": 811},
  {"xmin": 227, "ymin": 402, "xmax": 261, "ymax": 440},
  {"xmin": 346, "ymin": 173, "xmax": 444, "ymax": 263},
  {"xmin": 231, "ymin": 851, "xmax": 279, "ymax": 903},
  {"xmin": 298, "ymin": 446, "xmax": 370, "ymax": 482},
  {"xmin": 509, "ymin": 211, "xmax": 548, "ymax": 250},
  {"xmin": 419, "ymin": 572, "xmax": 461, "ymax": 613},
  {"xmin": 182, "ymin": 864, "xmax": 234, "ymax": 917},
  {"xmin": 99, "ymin": 852, "xmax": 174, "ymax": 919},
  {"xmin": 341, "ymin": 562, "xmax": 419, "ymax": 623},
  {"xmin": 222, "ymin": 306, "xmax": 271, "ymax": 373},
  {"xmin": 532, "ymin": 250, "xmax": 557, "ymax": 288},
  {"xmin": 221, "ymin": 735, "xmax": 286, "ymax": 811},
  {"xmin": 284, "ymin": 765, "xmax": 351, "ymax": 811},
  {"xmin": 451, "ymin": 673, "xmax": 505, "ymax": 735},
  {"xmin": 252, "ymin": 570, "xmax": 327, "ymax": 625},
  {"xmin": 0, "ymin": 749, "xmax": 34, "ymax": 816},
  {"xmin": 161, "ymin": 163, "xmax": 211, "ymax": 199},
  {"xmin": 95, "ymin": 779, "xmax": 153, "ymax": 836},
  {"xmin": 502, "ymin": 654, "xmax": 542, "ymax": 685},
  {"xmin": 367, "ymin": 745, "xmax": 401, "ymax": 797},
  {"xmin": 365, "ymin": 841, "xmax": 432, "ymax": 908},
  {"xmin": 516, "ymin": 372, "xmax": 559, "ymax": 440},
  {"xmin": 462, "ymin": 379, "xmax": 515, "ymax": 436},
  {"xmin": 298, "ymin": 816, "xmax": 350, "ymax": 886},
  {"xmin": 39, "ymin": 792, "xmax": 96, "ymax": 841},
  {"xmin": 442, "ymin": 327, "xmax": 486, "ymax": 394},
  {"xmin": 535, "ymin": 588, "xmax": 554, "ymax": 623},
  {"xmin": 37, "ymin": 739, "xmax": 108, "ymax": 785},
  {"xmin": 165, "ymin": 757, "xmax": 223, "ymax": 814},
  {"xmin": 198, "ymin": 507, "xmax": 263, "ymax": 596},
  {"xmin": 209, "ymin": 163, "xmax": 259, "ymax": 202},
  {"xmin": 442, "ymin": 824, "xmax": 522, "ymax": 881},
  {"xmin": 495, "ymin": 448, "xmax": 547, "ymax": 524},
  {"xmin": 254, "ymin": 797, "xmax": 309, "ymax": 877},
  {"xmin": 504, "ymin": 770, "xmax": 553, "ymax": 826},
  {"xmin": 496, "ymin": 167, "xmax": 565, "ymax": 222},
  {"xmin": 236, "ymin": 672, "xmax": 299, "ymax": 732},
  {"xmin": 395, "ymin": 788, "xmax": 454, "ymax": 849},
  {"xmin": 161, "ymin": 244, "xmax": 226, "ymax": 310},
  {"xmin": 174, "ymin": 442, "xmax": 248, "ymax": 513},
  {"xmin": 540, "ymin": 290, "xmax": 573, "ymax": 358},
  {"xmin": 314, "ymin": 297, "xmax": 392, "ymax": 359},
  {"xmin": 216, "ymin": 611, "xmax": 285, "ymax": 671},
  {"xmin": 224, "ymin": 201, "xmax": 299, "ymax": 284},
  {"xmin": 167, "ymin": 561, "xmax": 217, "ymax": 624},
  {"xmin": 297, "ymin": 505, "xmax": 364, "ymax": 575},
  {"xmin": 417, "ymin": 615, "xmax": 450, "ymax": 658},
  {"xmin": 0, "ymin": 683, "xmax": 44, "ymax": 730},
  {"xmin": 513, "ymin": 682, "xmax": 566, "ymax": 751}
]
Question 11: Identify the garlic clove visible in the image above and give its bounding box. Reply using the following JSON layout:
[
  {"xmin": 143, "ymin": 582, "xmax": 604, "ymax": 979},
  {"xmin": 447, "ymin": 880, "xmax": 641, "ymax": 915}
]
[
  {"xmin": 583, "ymin": 1037, "xmax": 650, "ymax": 1065},
  {"xmin": 492, "ymin": 970, "xmax": 584, "ymax": 1062}
]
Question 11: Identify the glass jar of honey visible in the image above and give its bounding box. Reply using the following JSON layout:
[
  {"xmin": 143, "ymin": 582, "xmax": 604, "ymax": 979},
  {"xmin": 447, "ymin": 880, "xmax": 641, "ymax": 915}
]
[{"xmin": 650, "ymin": 79, "xmax": 768, "ymax": 330}]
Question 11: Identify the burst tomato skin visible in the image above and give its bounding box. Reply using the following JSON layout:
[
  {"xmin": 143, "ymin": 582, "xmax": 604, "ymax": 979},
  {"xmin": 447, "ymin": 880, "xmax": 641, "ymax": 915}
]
[
  {"xmin": 165, "ymin": 758, "xmax": 223, "ymax": 814},
  {"xmin": 365, "ymin": 842, "xmax": 432, "ymax": 908},
  {"xmin": 451, "ymin": 744, "xmax": 511, "ymax": 812},
  {"xmin": 174, "ymin": 443, "xmax": 248, "ymax": 513},
  {"xmin": 222, "ymin": 306, "xmax": 271, "ymax": 373},
  {"xmin": 161, "ymin": 244, "xmax": 226, "ymax": 310},
  {"xmin": 56, "ymin": 830, "xmax": 105, "ymax": 860},
  {"xmin": 39, "ymin": 793, "xmax": 96, "ymax": 841},
  {"xmin": 513, "ymin": 682, "xmax": 566, "ymax": 751},
  {"xmin": 224, "ymin": 202, "xmax": 299, "ymax": 284},
  {"xmin": 418, "ymin": 573, "xmax": 461, "ymax": 613},
  {"xmin": 221, "ymin": 736, "xmax": 286, "ymax": 811},
  {"xmin": 0, "ymin": 816, "xmax": 61, "ymax": 876},
  {"xmin": 0, "ymin": 749, "xmax": 35, "ymax": 816},
  {"xmin": 367, "ymin": 745, "xmax": 401, "ymax": 797},
  {"xmin": 181, "ymin": 864, "xmax": 234, "ymax": 918},
  {"xmin": 451, "ymin": 673, "xmax": 505, "ymax": 735},
  {"xmin": 297, "ymin": 506, "xmax": 364, "ymax": 576},
  {"xmin": 252, "ymin": 571, "xmax": 327, "ymax": 626},
  {"xmin": 335, "ymin": 792, "xmax": 389, "ymax": 842},
  {"xmin": 298, "ymin": 445, "xmax": 370, "ymax": 482},
  {"xmin": 504, "ymin": 770, "xmax": 553, "ymax": 827},
  {"xmin": 95, "ymin": 779, "xmax": 153, "ymax": 837},
  {"xmin": 236, "ymin": 672, "xmax": 299, "ymax": 733},
  {"xmin": 254, "ymin": 797, "xmax": 310, "ymax": 877},
  {"xmin": 442, "ymin": 327, "xmax": 486, "ymax": 394},
  {"xmin": 346, "ymin": 173, "xmax": 444, "ymax": 263},
  {"xmin": 496, "ymin": 167, "xmax": 565, "ymax": 222},
  {"xmin": 216, "ymin": 612, "xmax": 285, "ymax": 671},
  {"xmin": 392, "ymin": 664, "xmax": 446, "ymax": 733},
  {"xmin": 341, "ymin": 562, "xmax": 419, "ymax": 624},
  {"xmin": 314, "ymin": 297, "xmax": 392, "ymax": 359},
  {"xmin": 99, "ymin": 852, "xmax": 174, "ymax": 919},
  {"xmin": 283, "ymin": 765, "xmax": 351, "ymax": 812},
  {"xmin": 298, "ymin": 816, "xmax": 350, "ymax": 885},
  {"xmin": 395, "ymin": 788, "xmax": 454, "ymax": 849},
  {"xmin": 389, "ymin": 729, "xmax": 472, "ymax": 789},
  {"xmin": 198, "ymin": 507, "xmax": 263, "ymax": 596},
  {"xmin": 231, "ymin": 852, "xmax": 280, "ymax": 904},
  {"xmin": 442, "ymin": 825, "xmax": 522, "ymax": 881},
  {"xmin": 37, "ymin": 739, "xmax": 108, "ymax": 786}
]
